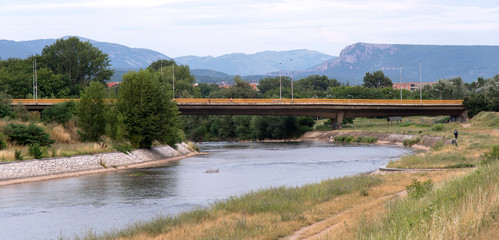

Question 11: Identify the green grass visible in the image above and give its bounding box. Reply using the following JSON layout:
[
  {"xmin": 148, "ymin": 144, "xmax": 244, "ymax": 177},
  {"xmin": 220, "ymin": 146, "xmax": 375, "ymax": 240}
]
[{"xmin": 353, "ymin": 147, "xmax": 499, "ymax": 240}]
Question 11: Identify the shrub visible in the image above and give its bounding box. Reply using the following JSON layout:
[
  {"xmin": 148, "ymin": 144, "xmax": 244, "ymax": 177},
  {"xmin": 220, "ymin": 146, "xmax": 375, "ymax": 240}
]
[
  {"xmin": 481, "ymin": 145, "xmax": 499, "ymax": 165},
  {"xmin": 403, "ymin": 137, "xmax": 420, "ymax": 147},
  {"xmin": 0, "ymin": 91, "xmax": 13, "ymax": 118},
  {"xmin": 42, "ymin": 101, "xmax": 76, "ymax": 124},
  {"xmin": 405, "ymin": 178, "xmax": 433, "ymax": 199},
  {"xmin": 334, "ymin": 136, "xmax": 346, "ymax": 142},
  {"xmin": 13, "ymin": 104, "xmax": 38, "ymax": 122},
  {"xmin": 28, "ymin": 144, "xmax": 43, "ymax": 159},
  {"xmin": 344, "ymin": 136, "xmax": 354, "ymax": 143},
  {"xmin": 431, "ymin": 125, "xmax": 444, "ymax": 131},
  {"xmin": 0, "ymin": 132, "xmax": 7, "ymax": 150},
  {"xmin": 4, "ymin": 123, "xmax": 55, "ymax": 146},
  {"xmin": 14, "ymin": 150, "xmax": 23, "ymax": 160},
  {"xmin": 365, "ymin": 137, "xmax": 378, "ymax": 143}
]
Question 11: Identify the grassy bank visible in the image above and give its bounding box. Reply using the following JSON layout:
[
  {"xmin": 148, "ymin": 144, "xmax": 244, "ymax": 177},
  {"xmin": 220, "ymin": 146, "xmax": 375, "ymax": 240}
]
[
  {"xmin": 78, "ymin": 112, "xmax": 499, "ymax": 239},
  {"xmin": 323, "ymin": 147, "xmax": 499, "ymax": 240}
]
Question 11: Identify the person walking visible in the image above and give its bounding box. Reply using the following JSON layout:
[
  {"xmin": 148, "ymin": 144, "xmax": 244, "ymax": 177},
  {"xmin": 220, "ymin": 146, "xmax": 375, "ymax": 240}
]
[{"xmin": 454, "ymin": 129, "xmax": 458, "ymax": 139}]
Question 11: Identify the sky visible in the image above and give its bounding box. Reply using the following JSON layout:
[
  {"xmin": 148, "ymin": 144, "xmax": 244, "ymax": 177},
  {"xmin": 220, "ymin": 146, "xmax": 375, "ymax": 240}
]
[{"xmin": 1, "ymin": 0, "xmax": 499, "ymax": 58}]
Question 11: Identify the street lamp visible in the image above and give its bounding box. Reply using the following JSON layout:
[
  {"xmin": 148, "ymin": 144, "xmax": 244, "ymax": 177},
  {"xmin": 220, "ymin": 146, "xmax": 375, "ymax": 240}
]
[
  {"xmin": 419, "ymin": 60, "xmax": 422, "ymax": 104},
  {"xmin": 290, "ymin": 58, "xmax": 294, "ymax": 103},
  {"xmin": 399, "ymin": 64, "xmax": 402, "ymax": 101},
  {"xmin": 279, "ymin": 62, "xmax": 282, "ymax": 99},
  {"xmin": 172, "ymin": 59, "xmax": 175, "ymax": 99}
]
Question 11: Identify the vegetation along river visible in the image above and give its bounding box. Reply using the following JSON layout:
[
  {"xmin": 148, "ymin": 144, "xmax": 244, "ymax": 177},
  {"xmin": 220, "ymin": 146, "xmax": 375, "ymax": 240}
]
[{"xmin": 0, "ymin": 141, "xmax": 412, "ymax": 239}]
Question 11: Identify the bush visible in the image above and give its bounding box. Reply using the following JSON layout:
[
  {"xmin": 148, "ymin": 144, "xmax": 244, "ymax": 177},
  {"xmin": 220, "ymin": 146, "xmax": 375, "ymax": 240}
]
[
  {"xmin": 431, "ymin": 125, "xmax": 444, "ymax": 131},
  {"xmin": 28, "ymin": 144, "xmax": 44, "ymax": 159},
  {"xmin": 0, "ymin": 132, "xmax": 7, "ymax": 150},
  {"xmin": 0, "ymin": 91, "xmax": 13, "ymax": 118},
  {"xmin": 42, "ymin": 101, "xmax": 76, "ymax": 124},
  {"xmin": 481, "ymin": 145, "xmax": 499, "ymax": 165},
  {"xmin": 406, "ymin": 178, "xmax": 433, "ymax": 199},
  {"xmin": 14, "ymin": 150, "xmax": 23, "ymax": 160},
  {"xmin": 403, "ymin": 137, "xmax": 420, "ymax": 147},
  {"xmin": 13, "ymin": 104, "xmax": 39, "ymax": 122},
  {"xmin": 4, "ymin": 123, "xmax": 55, "ymax": 146}
]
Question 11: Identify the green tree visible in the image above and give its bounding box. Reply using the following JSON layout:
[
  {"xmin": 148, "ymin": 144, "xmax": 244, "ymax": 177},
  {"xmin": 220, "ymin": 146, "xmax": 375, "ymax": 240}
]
[
  {"xmin": 363, "ymin": 71, "xmax": 393, "ymax": 89},
  {"xmin": 0, "ymin": 91, "xmax": 13, "ymax": 118},
  {"xmin": 223, "ymin": 76, "xmax": 259, "ymax": 98},
  {"xmin": 117, "ymin": 70, "xmax": 182, "ymax": 148},
  {"xmin": 76, "ymin": 81, "xmax": 107, "ymax": 141},
  {"xmin": 148, "ymin": 59, "xmax": 199, "ymax": 98},
  {"xmin": 42, "ymin": 101, "xmax": 76, "ymax": 124},
  {"xmin": 423, "ymin": 77, "xmax": 468, "ymax": 100},
  {"xmin": 41, "ymin": 37, "xmax": 114, "ymax": 88}
]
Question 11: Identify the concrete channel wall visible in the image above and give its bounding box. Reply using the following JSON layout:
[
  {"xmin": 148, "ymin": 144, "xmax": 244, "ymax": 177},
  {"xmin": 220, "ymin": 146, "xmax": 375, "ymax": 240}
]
[{"xmin": 0, "ymin": 143, "xmax": 194, "ymax": 181}]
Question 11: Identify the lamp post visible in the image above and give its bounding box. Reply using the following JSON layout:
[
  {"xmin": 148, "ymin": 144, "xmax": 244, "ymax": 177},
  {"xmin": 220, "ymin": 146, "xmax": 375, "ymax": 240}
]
[
  {"xmin": 172, "ymin": 59, "xmax": 175, "ymax": 99},
  {"xmin": 33, "ymin": 59, "xmax": 37, "ymax": 103},
  {"xmin": 279, "ymin": 62, "xmax": 282, "ymax": 99},
  {"xmin": 399, "ymin": 64, "xmax": 402, "ymax": 101},
  {"xmin": 419, "ymin": 60, "xmax": 422, "ymax": 104},
  {"xmin": 290, "ymin": 58, "xmax": 294, "ymax": 103}
]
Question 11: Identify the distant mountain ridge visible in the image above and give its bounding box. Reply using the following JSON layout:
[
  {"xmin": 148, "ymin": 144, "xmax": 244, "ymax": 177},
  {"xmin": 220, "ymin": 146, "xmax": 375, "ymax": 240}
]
[
  {"xmin": 0, "ymin": 36, "xmax": 170, "ymax": 69},
  {"xmin": 176, "ymin": 50, "xmax": 335, "ymax": 76},
  {"xmin": 303, "ymin": 43, "xmax": 499, "ymax": 83},
  {"xmin": 2, "ymin": 38, "xmax": 498, "ymax": 84}
]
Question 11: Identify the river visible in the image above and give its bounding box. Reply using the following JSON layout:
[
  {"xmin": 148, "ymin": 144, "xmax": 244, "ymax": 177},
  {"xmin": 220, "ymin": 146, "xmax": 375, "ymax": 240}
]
[{"xmin": 0, "ymin": 141, "xmax": 412, "ymax": 239}]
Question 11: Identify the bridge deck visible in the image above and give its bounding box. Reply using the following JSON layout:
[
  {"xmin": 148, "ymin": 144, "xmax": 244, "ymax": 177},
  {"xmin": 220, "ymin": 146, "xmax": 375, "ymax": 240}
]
[{"xmin": 11, "ymin": 98, "xmax": 465, "ymax": 121}]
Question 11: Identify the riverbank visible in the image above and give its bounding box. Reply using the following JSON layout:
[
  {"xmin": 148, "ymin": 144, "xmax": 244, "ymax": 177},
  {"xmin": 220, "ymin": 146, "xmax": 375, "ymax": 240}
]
[
  {"xmin": 0, "ymin": 143, "xmax": 198, "ymax": 186},
  {"xmin": 82, "ymin": 112, "xmax": 498, "ymax": 240},
  {"xmin": 300, "ymin": 130, "xmax": 447, "ymax": 151}
]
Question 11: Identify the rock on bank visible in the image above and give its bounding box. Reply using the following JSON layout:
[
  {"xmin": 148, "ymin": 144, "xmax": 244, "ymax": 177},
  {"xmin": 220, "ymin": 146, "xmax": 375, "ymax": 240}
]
[{"xmin": 0, "ymin": 143, "xmax": 195, "ymax": 184}]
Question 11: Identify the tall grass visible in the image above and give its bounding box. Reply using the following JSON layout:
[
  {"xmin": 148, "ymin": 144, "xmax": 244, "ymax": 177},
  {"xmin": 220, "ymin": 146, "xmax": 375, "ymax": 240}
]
[{"xmin": 351, "ymin": 149, "xmax": 499, "ymax": 240}]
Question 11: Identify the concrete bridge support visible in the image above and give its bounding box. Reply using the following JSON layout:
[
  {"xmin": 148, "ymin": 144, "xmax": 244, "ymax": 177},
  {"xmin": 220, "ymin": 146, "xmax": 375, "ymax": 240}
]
[{"xmin": 331, "ymin": 111, "xmax": 345, "ymax": 129}]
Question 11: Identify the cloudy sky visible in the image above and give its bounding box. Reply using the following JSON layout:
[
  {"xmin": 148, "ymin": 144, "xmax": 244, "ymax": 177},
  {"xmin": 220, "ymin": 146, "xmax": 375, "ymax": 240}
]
[{"xmin": 1, "ymin": 0, "xmax": 498, "ymax": 57}]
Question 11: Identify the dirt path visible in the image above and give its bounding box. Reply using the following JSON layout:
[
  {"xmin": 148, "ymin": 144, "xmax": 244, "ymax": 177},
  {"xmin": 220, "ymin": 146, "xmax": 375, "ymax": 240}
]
[{"xmin": 283, "ymin": 190, "xmax": 407, "ymax": 240}]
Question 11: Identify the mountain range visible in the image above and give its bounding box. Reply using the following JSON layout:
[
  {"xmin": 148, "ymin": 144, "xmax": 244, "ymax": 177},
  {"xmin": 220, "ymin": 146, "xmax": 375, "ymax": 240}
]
[
  {"xmin": 1, "ymin": 37, "xmax": 498, "ymax": 84},
  {"xmin": 303, "ymin": 43, "xmax": 499, "ymax": 84}
]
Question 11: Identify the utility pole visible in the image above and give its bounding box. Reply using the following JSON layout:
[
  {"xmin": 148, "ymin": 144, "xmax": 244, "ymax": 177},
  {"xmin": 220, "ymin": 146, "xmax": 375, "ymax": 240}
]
[
  {"xmin": 172, "ymin": 59, "xmax": 175, "ymax": 99},
  {"xmin": 279, "ymin": 62, "xmax": 282, "ymax": 99},
  {"xmin": 419, "ymin": 60, "xmax": 422, "ymax": 104},
  {"xmin": 33, "ymin": 59, "xmax": 38, "ymax": 103},
  {"xmin": 290, "ymin": 59, "xmax": 293, "ymax": 103},
  {"xmin": 399, "ymin": 64, "xmax": 402, "ymax": 101}
]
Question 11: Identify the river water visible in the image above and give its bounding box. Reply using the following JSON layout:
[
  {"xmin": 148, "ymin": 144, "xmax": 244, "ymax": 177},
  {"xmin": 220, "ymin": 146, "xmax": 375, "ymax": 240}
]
[{"xmin": 0, "ymin": 141, "xmax": 412, "ymax": 239}]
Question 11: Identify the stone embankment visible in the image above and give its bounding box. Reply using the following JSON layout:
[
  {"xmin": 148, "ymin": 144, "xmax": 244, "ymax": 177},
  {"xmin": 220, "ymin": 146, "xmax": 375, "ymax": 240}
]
[
  {"xmin": 300, "ymin": 131, "xmax": 449, "ymax": 150},
  {"xmin": 0, "ymin": 143, "xmax": 196, "ymax": 185}
]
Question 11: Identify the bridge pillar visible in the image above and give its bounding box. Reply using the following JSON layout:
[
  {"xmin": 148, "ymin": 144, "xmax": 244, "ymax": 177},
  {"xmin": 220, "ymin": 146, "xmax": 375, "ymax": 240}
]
[
  {"xmin": 451, "ymin": 111, "xmax": 468, "ymax": 123},
  {"xmin": 331, "ymin": 111, "xmax": 345, "ymax": 130}
]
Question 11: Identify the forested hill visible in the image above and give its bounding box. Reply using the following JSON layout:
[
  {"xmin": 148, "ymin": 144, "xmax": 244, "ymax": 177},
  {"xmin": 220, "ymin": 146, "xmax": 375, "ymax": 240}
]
[
  {"xmin": 0, "ymin": 37, "xmax": 169, "ymax": 69},
  {"xmin": 302, "ymin": 43, "xmax": 499, "ymax": 84},
  {"xmin": 176, "ymin": 50, "xmax": 335, "ymax": 76}
]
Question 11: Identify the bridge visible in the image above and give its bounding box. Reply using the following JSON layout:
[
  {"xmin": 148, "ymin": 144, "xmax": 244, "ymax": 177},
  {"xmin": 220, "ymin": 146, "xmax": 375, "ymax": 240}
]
[{"xmin": 13, "ymin": 98, "xmax": 466, "ymax": 128}]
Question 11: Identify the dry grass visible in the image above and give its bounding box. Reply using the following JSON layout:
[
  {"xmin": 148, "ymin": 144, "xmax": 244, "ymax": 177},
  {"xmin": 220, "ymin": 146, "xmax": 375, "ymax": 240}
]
[{"xmin": 49, "ymin": 124, "xmax": 74, "ymax": 144}]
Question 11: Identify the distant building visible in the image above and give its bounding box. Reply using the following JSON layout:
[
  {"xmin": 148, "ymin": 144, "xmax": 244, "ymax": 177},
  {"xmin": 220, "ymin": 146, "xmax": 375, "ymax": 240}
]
[
  {"xmin": 106, "ymin": 82, "xmax": 120, "ymax": 88},
  {"xmin": 393, "ymin": 82, "xmax": 435, "ymax": 91}
]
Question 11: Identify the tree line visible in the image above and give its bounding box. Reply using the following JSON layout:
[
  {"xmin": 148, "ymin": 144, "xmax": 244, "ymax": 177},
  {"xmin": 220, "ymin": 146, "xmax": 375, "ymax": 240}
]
[{"xmin": 1, "ymin": 37, "xmax": 498, "ymax": 146}]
